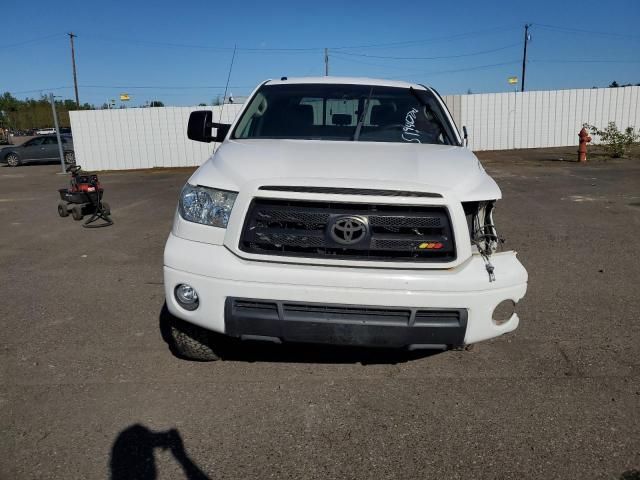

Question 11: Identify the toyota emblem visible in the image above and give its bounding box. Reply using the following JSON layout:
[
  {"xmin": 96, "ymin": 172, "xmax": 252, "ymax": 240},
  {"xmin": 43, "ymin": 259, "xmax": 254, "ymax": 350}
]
[{"xmin": 329, "ymin": 216, "xmax": 368, "ymax": 245}]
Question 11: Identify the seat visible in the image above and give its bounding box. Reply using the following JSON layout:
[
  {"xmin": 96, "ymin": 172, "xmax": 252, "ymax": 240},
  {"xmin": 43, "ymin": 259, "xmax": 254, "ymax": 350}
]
[
  {"xmin": 370, "ymin": 104, "xmax": 396, "ymax": 126},
  {"xmin": 260, "ymin": 103, "xmax": 315, "ymax": 137}
]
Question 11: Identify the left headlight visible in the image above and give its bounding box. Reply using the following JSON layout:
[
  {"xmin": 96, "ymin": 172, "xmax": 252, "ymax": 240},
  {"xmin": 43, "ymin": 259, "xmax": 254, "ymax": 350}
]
[{"xmin": 179, "ymin": 184, "xmax": 238, "ymax": 228}]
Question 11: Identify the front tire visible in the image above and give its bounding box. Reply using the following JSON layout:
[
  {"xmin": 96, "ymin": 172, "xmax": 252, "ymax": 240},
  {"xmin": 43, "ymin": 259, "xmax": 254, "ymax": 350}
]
[
  {"xmin": 71, "ymin": 205, "xmax": 83, "ymax": 221},
  {"xmin": 57, "ymin": 201, "xmax": 69, "ymax": 217},
  {"xmin": 6, "ymin": 153, "xmax": 19, "ymax": 167},
  {"xmin": 169, "ymin": 317, "xmax": 221, "ymax": 361}
]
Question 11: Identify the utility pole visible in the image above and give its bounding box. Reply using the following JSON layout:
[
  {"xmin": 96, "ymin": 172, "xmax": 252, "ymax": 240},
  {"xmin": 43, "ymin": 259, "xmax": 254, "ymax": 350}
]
[
  {"xmin": 68, "ymin": 32, "xmax": 80, "ymax": 107},
  {"xmin": 49, "ymin": 94, "xmax": 66, "ymax": 174},
  {"xmin": 521, "ymin": 24, "xmax": 531, "ymax": 93},
  {"xmin": 324, "ymin": 48, "xmax": 329, "ymax": 76}
]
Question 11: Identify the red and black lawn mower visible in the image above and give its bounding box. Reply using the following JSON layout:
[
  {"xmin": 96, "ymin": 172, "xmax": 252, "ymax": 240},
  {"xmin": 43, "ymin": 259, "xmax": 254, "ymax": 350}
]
[{"xmin": 58, "ymin": 165, "xmax": 113, "ymax": 228}]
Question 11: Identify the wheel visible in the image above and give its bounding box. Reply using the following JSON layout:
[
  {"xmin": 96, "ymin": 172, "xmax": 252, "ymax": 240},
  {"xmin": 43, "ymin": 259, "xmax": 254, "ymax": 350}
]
[
  {"xmin": 64, "ymin": 151, "xmax": 75, "ymax": 165},
  {"xmin": 71, "ymin": 205, "xmax": 83, "ymax": 221},
  {"xmin": 5, "ymin": 153, "xmax": 19, "ymax": 167},
  {"xmin": 100, "ymin": 201, "xmax": 111, "ymax": 215},
  {"xmin": 57, "ymin": 201, "xmax": 69, "ymax": 217},
  {"xmin": 169, "ymin": 317, "xmax": 220, "ymax": 361}
]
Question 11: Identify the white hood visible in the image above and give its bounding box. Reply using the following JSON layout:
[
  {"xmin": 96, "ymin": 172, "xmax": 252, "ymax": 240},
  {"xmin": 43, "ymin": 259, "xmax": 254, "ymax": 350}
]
[{"xmin": 190, "ymin": 139, "xmax": 500, "ymax": 201}]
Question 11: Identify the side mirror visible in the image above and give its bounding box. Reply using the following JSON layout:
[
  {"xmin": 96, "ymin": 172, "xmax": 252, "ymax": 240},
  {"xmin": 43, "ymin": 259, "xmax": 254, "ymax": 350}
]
[
  {"xmin": 462, "ymin": 125, "xmax": 469, "ymax": 148},
  {"xmin": 187, "ymin": 110, "xmax": 231, "ymax": 143}
]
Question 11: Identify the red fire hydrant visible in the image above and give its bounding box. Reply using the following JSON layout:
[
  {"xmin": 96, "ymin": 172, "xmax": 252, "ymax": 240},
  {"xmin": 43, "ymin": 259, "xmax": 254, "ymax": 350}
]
[{"xmin": 578, "ymin": 127, "xmax": 592, "ymax": 162}]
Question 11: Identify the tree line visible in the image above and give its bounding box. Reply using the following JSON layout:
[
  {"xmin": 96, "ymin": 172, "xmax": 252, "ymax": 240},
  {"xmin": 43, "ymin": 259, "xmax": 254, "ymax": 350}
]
[
  {"xmin": 0, "ymin": 92, "xmax": 95, "ymax": 131},
  {"xmin": 0, "ymin": 93, "xmax": 170, "ymax": 131}
]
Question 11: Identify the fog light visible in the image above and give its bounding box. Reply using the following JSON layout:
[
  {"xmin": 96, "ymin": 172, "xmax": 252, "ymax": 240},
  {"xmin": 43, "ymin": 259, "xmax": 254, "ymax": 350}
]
[
  {"xmin": 492, "ymin": 300, "xmax": 516, "ymax": 325},
  {"xmin": 175, "ymin": 284, "xmax": 199, "ymax": 311}
]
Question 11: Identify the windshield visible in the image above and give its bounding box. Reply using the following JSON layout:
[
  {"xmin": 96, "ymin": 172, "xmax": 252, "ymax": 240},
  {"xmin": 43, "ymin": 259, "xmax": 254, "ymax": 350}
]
[{"xmin": 232, "ymin": 83, "xmax": 459, "ymax": 145}]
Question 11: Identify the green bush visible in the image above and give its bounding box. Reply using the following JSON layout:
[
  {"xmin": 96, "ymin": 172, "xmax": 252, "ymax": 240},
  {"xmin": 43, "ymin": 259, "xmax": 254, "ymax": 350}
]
[{"xmin": 584, "ymin": 122, "xmax": 639, "ymax": 158}]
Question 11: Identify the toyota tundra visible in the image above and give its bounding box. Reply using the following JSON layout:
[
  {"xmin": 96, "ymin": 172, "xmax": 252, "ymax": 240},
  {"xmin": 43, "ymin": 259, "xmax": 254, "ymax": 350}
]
[{"xmin": 163, "ymin": 77, "xmax": 528, "ymax": 360}]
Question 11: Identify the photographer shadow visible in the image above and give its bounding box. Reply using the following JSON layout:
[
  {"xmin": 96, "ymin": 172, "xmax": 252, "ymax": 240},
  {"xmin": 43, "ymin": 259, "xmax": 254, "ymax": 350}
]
[{"xmin": 110, "ymin": 424, "xmax": 209, "ymax": 480}]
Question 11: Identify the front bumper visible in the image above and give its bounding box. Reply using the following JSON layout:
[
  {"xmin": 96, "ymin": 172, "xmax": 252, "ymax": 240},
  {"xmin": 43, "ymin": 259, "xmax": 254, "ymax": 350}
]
[
  {"xmin": 224, "ymin": 297, "xmax": 468, "ymax": 349},
  {"xmin": 164, "ymin": 233, "xmax": 528, "ymax": 346}
]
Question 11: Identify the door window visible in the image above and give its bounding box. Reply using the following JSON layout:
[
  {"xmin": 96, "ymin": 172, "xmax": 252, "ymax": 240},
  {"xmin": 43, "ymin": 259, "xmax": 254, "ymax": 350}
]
[{"xmin": 24, "ymin": 138, "xmax": 45, "ymax": 147}]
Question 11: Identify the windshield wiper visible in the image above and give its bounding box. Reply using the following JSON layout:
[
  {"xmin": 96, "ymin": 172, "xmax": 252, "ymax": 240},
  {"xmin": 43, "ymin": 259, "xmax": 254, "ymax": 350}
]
[{"xmin": 353, "ymin": 87, "xmax": 374, "ymax": 141}]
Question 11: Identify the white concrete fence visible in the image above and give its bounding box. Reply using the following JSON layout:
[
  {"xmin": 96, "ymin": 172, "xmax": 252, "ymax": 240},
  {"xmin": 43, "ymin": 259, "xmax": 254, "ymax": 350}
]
[
  {"xmin": 70, "ymin": 86, "xmax": 640, "ymax": 171},
  {"xmin": 443, "ymin": 86, "xmax": 639, "ymax": 151},
  {"xmin": 69, "ymin": 104, "xmax": 244, "ymax": 171}
]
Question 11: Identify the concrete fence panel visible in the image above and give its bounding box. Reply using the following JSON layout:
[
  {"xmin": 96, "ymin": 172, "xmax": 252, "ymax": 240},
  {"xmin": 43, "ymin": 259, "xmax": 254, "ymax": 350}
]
[
  {"xmin": 70, "ymin": 104, "xmax": 244, "ymax": 171},
  {"xmin": 70, "ymin": 86, "xmax": 640, "ymax": 170},
  {"xmin": 449, "ymin": 86, "xmax": 640, "ymax": 151}
]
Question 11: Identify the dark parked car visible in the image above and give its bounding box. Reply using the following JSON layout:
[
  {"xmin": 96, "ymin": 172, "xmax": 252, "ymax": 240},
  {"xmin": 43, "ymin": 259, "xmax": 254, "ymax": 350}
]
[{"xmin": 0, "ymin": 135, "xmax": 75, "ymax": 167}]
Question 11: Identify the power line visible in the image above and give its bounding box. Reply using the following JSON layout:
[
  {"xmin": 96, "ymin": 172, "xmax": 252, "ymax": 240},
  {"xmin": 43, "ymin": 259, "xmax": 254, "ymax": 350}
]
[
  {"xmin": 331, "ymin": 53, "xmax": 521, "ymax": 77},
  {"xmin": 0, "ymin": 33, "xmax": 64, "ymax": 49},
  {"xmin": 330, "ymin": 25, "xmax": 520, "ymax": 50},
  {"xmin": 8, "ymin": 86, "xmax": 71, "ymax": 94},
  {"xmin": 80, "ymin": 84, "xmax": 254, "ymax": 90},
  {"xmin": 534, "ymin": 23, "xmax": 640, "ymax": 40},
  {"xmin": 395, "ymin": 60, "xmax": 521, "ymax": 78},
  {"xmin": 332, "ymin": 42, "xmax": 521, "ymax": 60},
  {"xmin": 330, "ymin": 53, "xmax": 402, "ymax": 70},
  {"xmin": 77, "ymin": 25, "xmax": 520, "ymax": 53},
  {"xmin": 532, "ymin": 59, "xmax": 640, "ymax": 63},
  {"xmin": 5, "ymin": 85, "xmax": 254, "ymax": 96},
  {"xmin": 81, "ymin": 34, "xmax": 319, "ymax": 52}
]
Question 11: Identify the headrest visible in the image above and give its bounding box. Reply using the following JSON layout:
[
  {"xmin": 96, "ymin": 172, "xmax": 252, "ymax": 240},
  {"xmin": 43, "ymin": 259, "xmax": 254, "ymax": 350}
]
[
  {"xmin": 370, "ymin": 104, "xmax": 396, "ymax": 125},
  {"xmin": 292, "ymin": 104, "xmax": 314, "ymax": 125}
]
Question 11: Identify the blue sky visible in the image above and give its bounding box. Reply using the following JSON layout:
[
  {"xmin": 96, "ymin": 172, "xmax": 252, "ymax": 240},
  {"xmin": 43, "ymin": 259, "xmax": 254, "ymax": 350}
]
[{"xmin": 2, "ymin": 0, "xmax": 639, "ymax": 106}]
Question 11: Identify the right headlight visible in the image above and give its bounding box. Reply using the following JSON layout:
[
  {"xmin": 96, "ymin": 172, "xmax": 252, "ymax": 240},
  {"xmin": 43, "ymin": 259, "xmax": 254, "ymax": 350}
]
[{"xmin": 179, "ymin": 184, "xmax": 238, "ymax": 228}]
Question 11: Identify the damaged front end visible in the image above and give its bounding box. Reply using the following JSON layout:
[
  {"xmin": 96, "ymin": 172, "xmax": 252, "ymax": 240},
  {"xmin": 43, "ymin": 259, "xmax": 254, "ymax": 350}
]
[{"xmin": 463, "ymin": 201, "xmax": 501, "ymax": 282}]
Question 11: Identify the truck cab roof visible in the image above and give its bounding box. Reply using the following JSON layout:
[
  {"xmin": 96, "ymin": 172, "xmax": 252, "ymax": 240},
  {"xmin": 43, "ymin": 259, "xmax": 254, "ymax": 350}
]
[{"xmin": 265, "ymin": 76, "xmax": 428, "ymax": 90}]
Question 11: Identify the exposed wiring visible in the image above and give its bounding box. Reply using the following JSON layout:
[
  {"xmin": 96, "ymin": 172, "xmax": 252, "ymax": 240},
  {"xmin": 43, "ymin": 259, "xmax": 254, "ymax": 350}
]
[{"xmin": 469, "ymin": 204, "xmax": 501, "ymax": 282}]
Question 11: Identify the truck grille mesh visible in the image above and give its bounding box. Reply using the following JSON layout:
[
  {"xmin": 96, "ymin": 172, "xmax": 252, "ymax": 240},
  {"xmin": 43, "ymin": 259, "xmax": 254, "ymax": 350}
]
[{"xmin": 239, "ymin": 198, "xmax": 456, "ymax": 262}]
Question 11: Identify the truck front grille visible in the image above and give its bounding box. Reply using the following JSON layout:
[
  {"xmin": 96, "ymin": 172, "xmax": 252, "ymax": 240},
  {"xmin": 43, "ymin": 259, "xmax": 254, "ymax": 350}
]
[{"xmin": 239, "ymin": 198, "xmax": 456, "ymax": 262}]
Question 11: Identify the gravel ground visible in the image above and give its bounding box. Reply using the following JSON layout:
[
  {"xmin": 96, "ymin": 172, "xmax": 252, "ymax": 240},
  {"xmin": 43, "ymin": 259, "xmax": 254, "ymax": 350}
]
[{"xmin": 1, "ymin": 149, "xmax": 639, "ymax": 479}]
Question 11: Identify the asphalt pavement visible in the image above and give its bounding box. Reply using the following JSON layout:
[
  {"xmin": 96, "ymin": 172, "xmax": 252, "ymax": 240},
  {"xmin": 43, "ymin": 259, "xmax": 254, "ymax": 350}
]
[{"xmin": 1, "ymin": 150, "xmax": 639, "ymax": 479}]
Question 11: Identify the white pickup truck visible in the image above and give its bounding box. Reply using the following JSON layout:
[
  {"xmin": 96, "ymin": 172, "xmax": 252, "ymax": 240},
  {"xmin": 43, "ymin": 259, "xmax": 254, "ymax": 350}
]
[
  {"xmin": 36, "ymin": 128, "xmax": 56, "ymax": 135},
  {"xmin": 163, "ymin": 77, "xmax": 528, "ymax": 360}
]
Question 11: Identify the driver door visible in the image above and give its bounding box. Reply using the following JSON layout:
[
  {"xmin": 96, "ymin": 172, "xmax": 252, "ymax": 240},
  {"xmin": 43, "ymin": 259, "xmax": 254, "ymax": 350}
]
[{"xmin": 20, "ymin": 137, "xmax": 46, "ymax": 162}]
